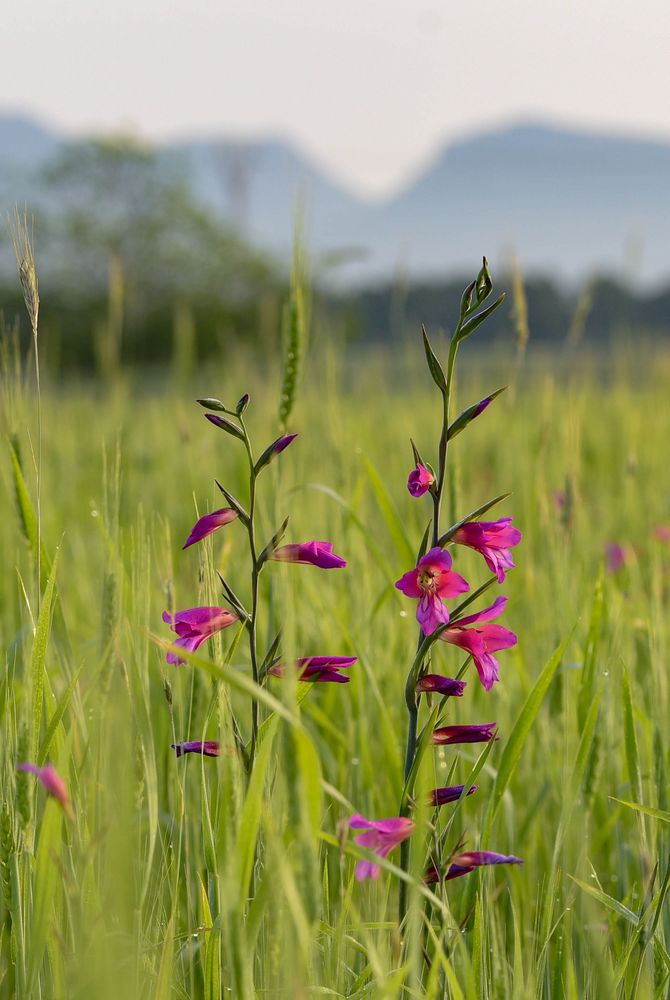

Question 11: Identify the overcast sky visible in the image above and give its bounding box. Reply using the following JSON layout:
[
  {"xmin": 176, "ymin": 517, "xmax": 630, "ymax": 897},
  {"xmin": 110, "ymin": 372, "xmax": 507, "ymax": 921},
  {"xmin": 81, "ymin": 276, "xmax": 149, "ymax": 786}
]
[{"xmin": 2, "ymin": 0, "xmax": 669, "ymax": 196}]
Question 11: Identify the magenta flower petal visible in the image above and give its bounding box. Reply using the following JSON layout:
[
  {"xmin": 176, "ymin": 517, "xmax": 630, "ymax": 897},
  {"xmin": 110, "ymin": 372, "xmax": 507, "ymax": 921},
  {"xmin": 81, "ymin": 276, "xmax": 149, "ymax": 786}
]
[
  {"xmin": 349, "ymin": 813, "xmax": 415, "ymax": 881},
  {"xmin": 395, "ymin": 547, "xmax": 470, "ymax": 636},
  {"xmin": 416, "ymin": 674, "xmax": 467, "ymax": 696},
  {"xmin": 395, "ymin": 568, "xmax": 422, "ymax": 598},
  {"xmin": 440, "ymin": 596, "xmax": 517, "ymax": 691},
  {"xmin": 269, "ymin": 655, "xmax": 356, "ymax": 683},
  {"xmin": 255, "ymin": 433, "xmax": 299, "ymax": 472},
  {"xmin": 429, "ymin": 784, "xmax": 478, "ymax": 806},
  {"xmin": 444, "ymin": 851, "xmax": 523, "ymax": 881},
  {"xmin": 454, "ymin": 595, "xmax": 508, "ymax": 627},
  {"xmin": 163, "ymin": 606, "xmax": 238, "ymax": 665},
  {"xmin": 419, "ymin": 547, "xmax": 454, "ymax": 577},
  {"xmin": 453, "ymin": 517, "xmax": 522, "ymax": 583},
  {"xmin": 172, "ymin": 741, "xmax": 220, "ymax": 757},
  {"xmin": 270, "ymin": 541, "xmax": 346, "ymax": 569},
  {"xmin": 407, "ymin": 463, "xmax": 434, "ymax": 498},
  {"xmin": 296, "ymin": 656, "xmax": 357, "ymax": 670},
  {"xmin": 182, "ymin": 508, "xmax": 238, "ymax": 549},
  {"xmin": 416, "ymin": 592, "xmax": 451, "ymax": 634},
  {"xmin": 271, "ymin": 433, "xmax": 298, "ymax": 455},
  {"xmin": 432, "ymin": 723, "xmax": 498, "ymax": 745},
  {"xmin": 17, "ymin": 762, "xmax": 70, "ymax": 810}
]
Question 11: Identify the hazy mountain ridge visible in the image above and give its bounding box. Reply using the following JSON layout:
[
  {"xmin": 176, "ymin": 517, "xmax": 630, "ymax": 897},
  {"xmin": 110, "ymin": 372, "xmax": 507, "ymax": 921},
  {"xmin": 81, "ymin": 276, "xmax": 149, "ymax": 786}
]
[{"xmin": 1, "ymin": 114, "xmax": 669, "ymax": 285}]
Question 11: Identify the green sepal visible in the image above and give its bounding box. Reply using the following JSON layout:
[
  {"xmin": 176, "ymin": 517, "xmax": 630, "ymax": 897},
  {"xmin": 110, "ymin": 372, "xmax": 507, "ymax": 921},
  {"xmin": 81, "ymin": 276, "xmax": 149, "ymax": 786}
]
[
  {"xmin": 206, "ymin": 413, "xmax": 245, "ymax": 440},
  {"xmin": 447, "ymin": 386, "xmax": 507, "ymax": 440},
  {"xmin": 216, "ymin": 571, "xmax": 250, "ymax": 621},
  {"xmin": 460, "ymin": 279, "xmax": 476, "ymax": 318},
  {"xmin": 455, "ymin": 292, "xmax": 506, "ymax": 344},
  {"xmin": 197, "ymin": 397, "xmax": 228, "ymax": 412},
  {"xmin": 259, "ymin": 630, "xmax": 283, "ymax": 680},
  {"xmin": 421, "ymin": 326, "xmax": 447, "ymax": 395},
  {"xmin": 416, "ymin": 520, "xmax": 433, "ymax": 563},
  {"xmin": 214, "ymin": 480, "xmax": 250, "ymax": 525},
  {"xmin": 235, "ymin": 393, "xmax": 250, "ymax": 415},
  {"xmin": 475, "ymin": 256, "xmax": 494, "ymax": 304},
  {"xmin": 437, "ymin": 492, "xmax": 511, "ymax": 546},
  {"xmin": 257, "ymin": 516, "xmax": 290, "ymax": 567}
]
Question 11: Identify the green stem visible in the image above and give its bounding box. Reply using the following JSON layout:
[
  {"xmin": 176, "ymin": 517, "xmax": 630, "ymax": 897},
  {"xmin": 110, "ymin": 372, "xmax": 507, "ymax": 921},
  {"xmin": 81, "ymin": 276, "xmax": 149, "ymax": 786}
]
[
  {"xmin": 400, "ymin": 337, "xmax": 459, "ymax": 926},
  {"xmin": 240, "ymin": 417, "xmax": 260, "ymax": 769}
]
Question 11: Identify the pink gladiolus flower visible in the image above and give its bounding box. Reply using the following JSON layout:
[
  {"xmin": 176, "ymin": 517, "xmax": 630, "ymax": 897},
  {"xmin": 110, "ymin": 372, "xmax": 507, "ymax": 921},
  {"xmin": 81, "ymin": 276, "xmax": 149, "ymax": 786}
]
[
  {"xmin": 416, "ymin": 674, "xmax": 466, "ymax": 696},
  {"xmin": 407, "ymin": 463, "xmax": 434, "ymax": 498},
  {"xmin": 429, "ymin": 784, "xmax": 477, "ymax": 807},
  {"xmin": 439, "ymin": 595, "xmax": 517, "ymax": 691},
  {"xmin": 395, "ymin": 546, "xmax": 469, "ymax": 635},
  {"xmin": 171, "ymin": 741, "xmax": 220, "ymax": 758},
  {"xmin": 655, "ymin": 524, "xmax": 670, "ymax": 543},
  {"xmin": 269, "ymin": 655, "xmax": 356, "ymax": 684},
  {"xmin": 182, "ymin": 507, "xmax": 238, "ymax": 549},
  {"xmin": 444, "ymin": 850, "xmax": 523, "ymax": 881},
  {"xmin": 452, "ymin": 517, "xmax": 522, "ymax": 583},
  {"xmin": 432, "ymin": 723, "xmax": 498, "ymax": 745},
  {"xmin": 349, "ymin": 813, "xmax": 415, "ymax": 881},
  {"xmin": 17, "ymin": 762, "xmax": 70, "ymax": 813},
  {"xmin": 162, "ymin": 606, "xmax": 238, "ymax": 665},
  {"xmin": 269, "ymin": 541, "xmax": 346, "ymax": 569}
]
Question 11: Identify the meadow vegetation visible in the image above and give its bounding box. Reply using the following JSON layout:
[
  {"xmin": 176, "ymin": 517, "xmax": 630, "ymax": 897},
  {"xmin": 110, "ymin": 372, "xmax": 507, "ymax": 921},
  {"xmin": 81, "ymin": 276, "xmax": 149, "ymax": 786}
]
[{"xmin": 1, "ymin": 268, "xmax": 670, "ymax": 996}]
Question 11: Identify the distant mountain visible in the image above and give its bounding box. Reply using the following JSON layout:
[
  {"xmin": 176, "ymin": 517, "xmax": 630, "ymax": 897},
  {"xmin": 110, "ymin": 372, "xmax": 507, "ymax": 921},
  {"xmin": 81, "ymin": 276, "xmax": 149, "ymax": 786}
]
[
  {"xmin": 0, "ymin": 114, "xmax": 61, "ymax": 167},
  {"xmin": 375, "ymin": 124, "xmax": 670, "ymax": 285},
  {"xmin": 161, "ymin": 137, "xmax": 370, "ymax": 263},
  {"xmin": 1, "ymin": 114, "xmax": 669, "ymax": 285}
]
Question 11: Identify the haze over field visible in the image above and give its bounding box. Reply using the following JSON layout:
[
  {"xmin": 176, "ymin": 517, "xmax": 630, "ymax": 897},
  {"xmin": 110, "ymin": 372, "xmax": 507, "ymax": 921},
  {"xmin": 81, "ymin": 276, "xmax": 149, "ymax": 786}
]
[{"xmin": 2, "ymin": 114, "xmax": 670, "ymax": 286}]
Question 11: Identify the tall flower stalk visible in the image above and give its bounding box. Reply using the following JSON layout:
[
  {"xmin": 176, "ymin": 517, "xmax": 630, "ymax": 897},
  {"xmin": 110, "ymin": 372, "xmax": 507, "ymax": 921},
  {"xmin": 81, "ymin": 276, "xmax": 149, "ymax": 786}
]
[
  {"xmin": 165, "ymin": 393, "xmax": 347, "ymax": 777},
  {"xmin": 393, "ymin": 259, "xmax": 521, "ymax": 925}
]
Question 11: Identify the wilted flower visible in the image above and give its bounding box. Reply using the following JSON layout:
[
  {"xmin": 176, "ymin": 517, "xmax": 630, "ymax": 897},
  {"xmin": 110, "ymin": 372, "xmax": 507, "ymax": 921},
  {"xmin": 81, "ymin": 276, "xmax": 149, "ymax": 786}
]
[
  {"xmin": 395, "ymin": 546, "xmax": 469, "ymax": 635},
  {"xmin": 17, "ymin": 762, "xmax": 70, "ymax": 813},
  {"xmin": 432, "ymin": 723, "xmax": 498, "ymax": 745},
  {"xmin": 439, "ymin": 595, "xmax": 517, "ymax": 691},
  {"xmin": 349, "ymin": 813, "xmax": 415, "ymax": 881},
  {"xmin": 416, "ymin": 674, "xmax": 466, "ymax": 696},
  {"xmin": 407, "ymin": 463, "xmax": 434, "ymax": 498},
  {"xmin": 162, "ymin": 606, "xmax": 238, "ymax": 665},
  {"xmin": 171, "ymin": 741, "xmax": 220, "ymax": 757},
  {"xmin": 429, "ymin": 784, "xmax": 477, "ymax": 807},
  {"xmin": 269, "ymin": 655, "xmax": 356, "ymax": 683},
  {"xmin": 182, "ymin": 507, "xmax": 238, "ymax": 549},
  {"xmin": 452, "ymin": 517, "xmax": 522, "ymax": 583},
  {"xmin": 270, "ymin": 541, "xmax": 346, "ymax": 569}
]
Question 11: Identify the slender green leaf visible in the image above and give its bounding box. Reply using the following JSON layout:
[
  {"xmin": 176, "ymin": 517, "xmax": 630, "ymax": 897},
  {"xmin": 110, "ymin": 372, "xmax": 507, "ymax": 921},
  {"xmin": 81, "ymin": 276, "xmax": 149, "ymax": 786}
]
[
  {"xmin": 422, "ymin": 326, "xmax": 447, "ymax": 394},
  {"xmin": 483, "ymin": 634, "xmax": 569, "ymax": 842},
  {"xmin": 237, "ymin": 716, "xmax": 279, "ymax": 905}
]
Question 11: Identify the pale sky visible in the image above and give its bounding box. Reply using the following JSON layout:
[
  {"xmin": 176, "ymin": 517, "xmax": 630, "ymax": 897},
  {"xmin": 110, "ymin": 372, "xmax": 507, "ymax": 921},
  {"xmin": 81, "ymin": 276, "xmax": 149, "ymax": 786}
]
[{"xmin": 2, "ymin": 0, "xmax": 670, "ymax": 197}]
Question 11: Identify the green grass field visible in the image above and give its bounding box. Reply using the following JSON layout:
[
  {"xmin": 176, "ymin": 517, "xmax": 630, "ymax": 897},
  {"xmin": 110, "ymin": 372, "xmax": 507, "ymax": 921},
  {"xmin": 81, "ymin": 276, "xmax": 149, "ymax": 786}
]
[{"xmin": 1, "ymin": 318, "xmax": 670, "ymax": 997}]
